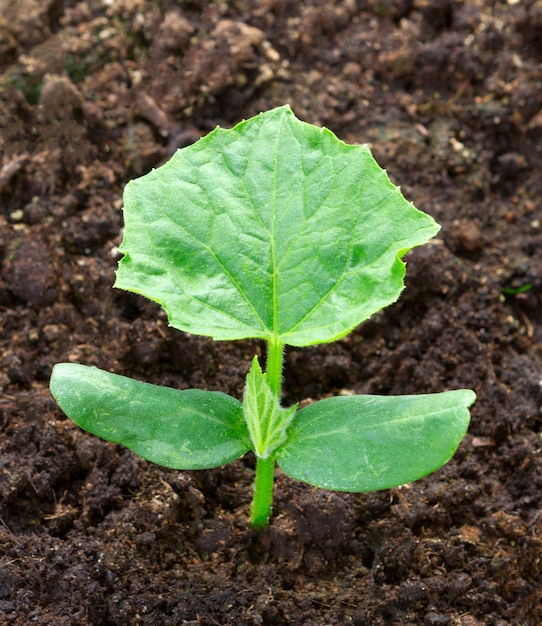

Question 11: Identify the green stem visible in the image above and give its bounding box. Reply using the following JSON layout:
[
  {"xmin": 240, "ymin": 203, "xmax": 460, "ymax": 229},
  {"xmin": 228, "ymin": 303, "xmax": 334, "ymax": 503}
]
[
  {"xmin": 265, "ymin": 338, "xmax": 284, "ymax": 397},
  {"xmin": 250, "ymin": 455, "xmax": 276, "ymax": 528},
  {"xmin": 249, "ymin": 339, "xmax": 284, "ymax": 528}
]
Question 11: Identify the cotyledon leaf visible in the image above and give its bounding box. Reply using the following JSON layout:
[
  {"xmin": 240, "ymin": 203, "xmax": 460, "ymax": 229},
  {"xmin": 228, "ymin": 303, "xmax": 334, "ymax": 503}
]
[
  {"xmin": 50, "ymin": 363, "xmax": 251, "ymax": 470},
  {"xmin": 115, "ymin": 105, "xmax": 440, "ymax": 347},
  {"xmin": 275, "ymin": 390, "xmax": 476, "ymax": 491}
]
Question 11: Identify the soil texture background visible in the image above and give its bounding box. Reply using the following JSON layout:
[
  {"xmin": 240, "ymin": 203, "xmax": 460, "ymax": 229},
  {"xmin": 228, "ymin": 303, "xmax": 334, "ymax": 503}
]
[{"xmin": 0, "ymin": 1, "xmax": 541, "ymax": 624}]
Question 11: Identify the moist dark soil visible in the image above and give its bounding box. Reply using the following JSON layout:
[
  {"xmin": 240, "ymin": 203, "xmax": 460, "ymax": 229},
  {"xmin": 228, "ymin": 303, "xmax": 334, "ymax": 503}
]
[{"xmin": 1, "ymin": 1, "xmax": 541, "ymax": 624}]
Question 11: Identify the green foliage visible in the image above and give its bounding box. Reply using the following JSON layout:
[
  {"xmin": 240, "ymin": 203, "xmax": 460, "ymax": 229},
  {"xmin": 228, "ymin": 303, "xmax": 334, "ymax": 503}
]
[
  {"xmin": 50, "ymin": 106, "xmax": 476, "ymax": 528},
  {"xmin": 501, "ymin": 282, "xmax": 532, "ymax": 295},
  {"xmin": 243, "ymin": 356, "xmax": 297, "ymax": 459},
  {"xmin": 115, "ymin": 105, "xmax": 438, "ymax": 346},
  {"xmin": 276, "ymin": 391, "xmax": 475, "ymax": 491},
  {"xmin": 51, "ymin": 364, "xmax": 250, "ymax": 470}
]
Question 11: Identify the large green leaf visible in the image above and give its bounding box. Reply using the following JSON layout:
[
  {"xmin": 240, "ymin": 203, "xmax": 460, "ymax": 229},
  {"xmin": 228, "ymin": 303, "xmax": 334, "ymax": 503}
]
[
  {"xmin": 276, "ymin": 390, "xmax": 475, "ymax": 491},
  {"xmin": 50, "ymin": 363, "xmax": 250, "ymax": 469},
  {"xmin": 115, "ymin": 105, "xmax": 439, "ymax": 346}
]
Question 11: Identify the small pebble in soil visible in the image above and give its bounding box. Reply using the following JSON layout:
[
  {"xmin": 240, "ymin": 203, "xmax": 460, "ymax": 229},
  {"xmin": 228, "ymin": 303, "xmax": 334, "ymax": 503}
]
[
  {"xmin": 448, "ymin": 219, "xmax": 484, "ymax": 253},
  {"xmin": 424, "ymin": 613, "xmax": 451, "ymax": 625}
]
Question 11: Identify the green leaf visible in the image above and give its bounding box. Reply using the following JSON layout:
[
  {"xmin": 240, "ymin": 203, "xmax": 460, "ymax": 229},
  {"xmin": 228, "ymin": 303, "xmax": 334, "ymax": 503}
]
[
  {"xmin": 242, "ymin": 356, "xmax": 297, "ymax": 458},
  {"xmin": 115, "ymin": 105, "xmax": 439, "ymax": 347},
  {"xmin": 276, "ymin": 390, "xmax": 475, "ymax": 491},
  {"xmin": 50, "ymin": 363, "xmax": 250, "ymax": 470}
]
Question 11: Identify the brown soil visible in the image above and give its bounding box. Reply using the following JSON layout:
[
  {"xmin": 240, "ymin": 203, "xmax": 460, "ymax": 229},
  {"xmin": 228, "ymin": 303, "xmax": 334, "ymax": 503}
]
[{"xmin": 1, "ymin": 1, "xmax": 541, "ymax": 624}]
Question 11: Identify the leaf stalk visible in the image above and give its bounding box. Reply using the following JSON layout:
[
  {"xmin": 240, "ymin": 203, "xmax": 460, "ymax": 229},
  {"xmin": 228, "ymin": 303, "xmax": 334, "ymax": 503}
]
[{"xmin": 265, "ymin": 338, "xmax": 284, "ymax": 397}]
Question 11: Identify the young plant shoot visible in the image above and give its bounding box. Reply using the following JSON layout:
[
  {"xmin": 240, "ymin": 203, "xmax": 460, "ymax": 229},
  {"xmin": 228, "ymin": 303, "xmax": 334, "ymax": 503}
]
[{"xmin": 50, "ymin": 105, "xmax": 476, "ymax": 529}]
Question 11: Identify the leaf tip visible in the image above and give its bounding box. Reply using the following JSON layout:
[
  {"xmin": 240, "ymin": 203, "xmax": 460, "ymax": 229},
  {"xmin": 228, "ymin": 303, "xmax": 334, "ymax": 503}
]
[{"xmin": 462, "ymin": 388, "xmax": 477, "ymax": 407}]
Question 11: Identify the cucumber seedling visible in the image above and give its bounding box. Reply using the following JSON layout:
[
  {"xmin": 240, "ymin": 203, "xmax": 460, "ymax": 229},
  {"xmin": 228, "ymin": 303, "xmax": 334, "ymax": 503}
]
[{"xmin": 51, "ymin": 106, "xmax": 475, "ymax": 528}]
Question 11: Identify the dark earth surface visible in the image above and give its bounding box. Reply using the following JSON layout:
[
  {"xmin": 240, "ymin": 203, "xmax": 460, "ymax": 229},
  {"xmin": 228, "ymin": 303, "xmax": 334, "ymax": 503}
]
[{"xmin": 0, "ymin": 1, "xmax": 541, "ymax": 624}]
